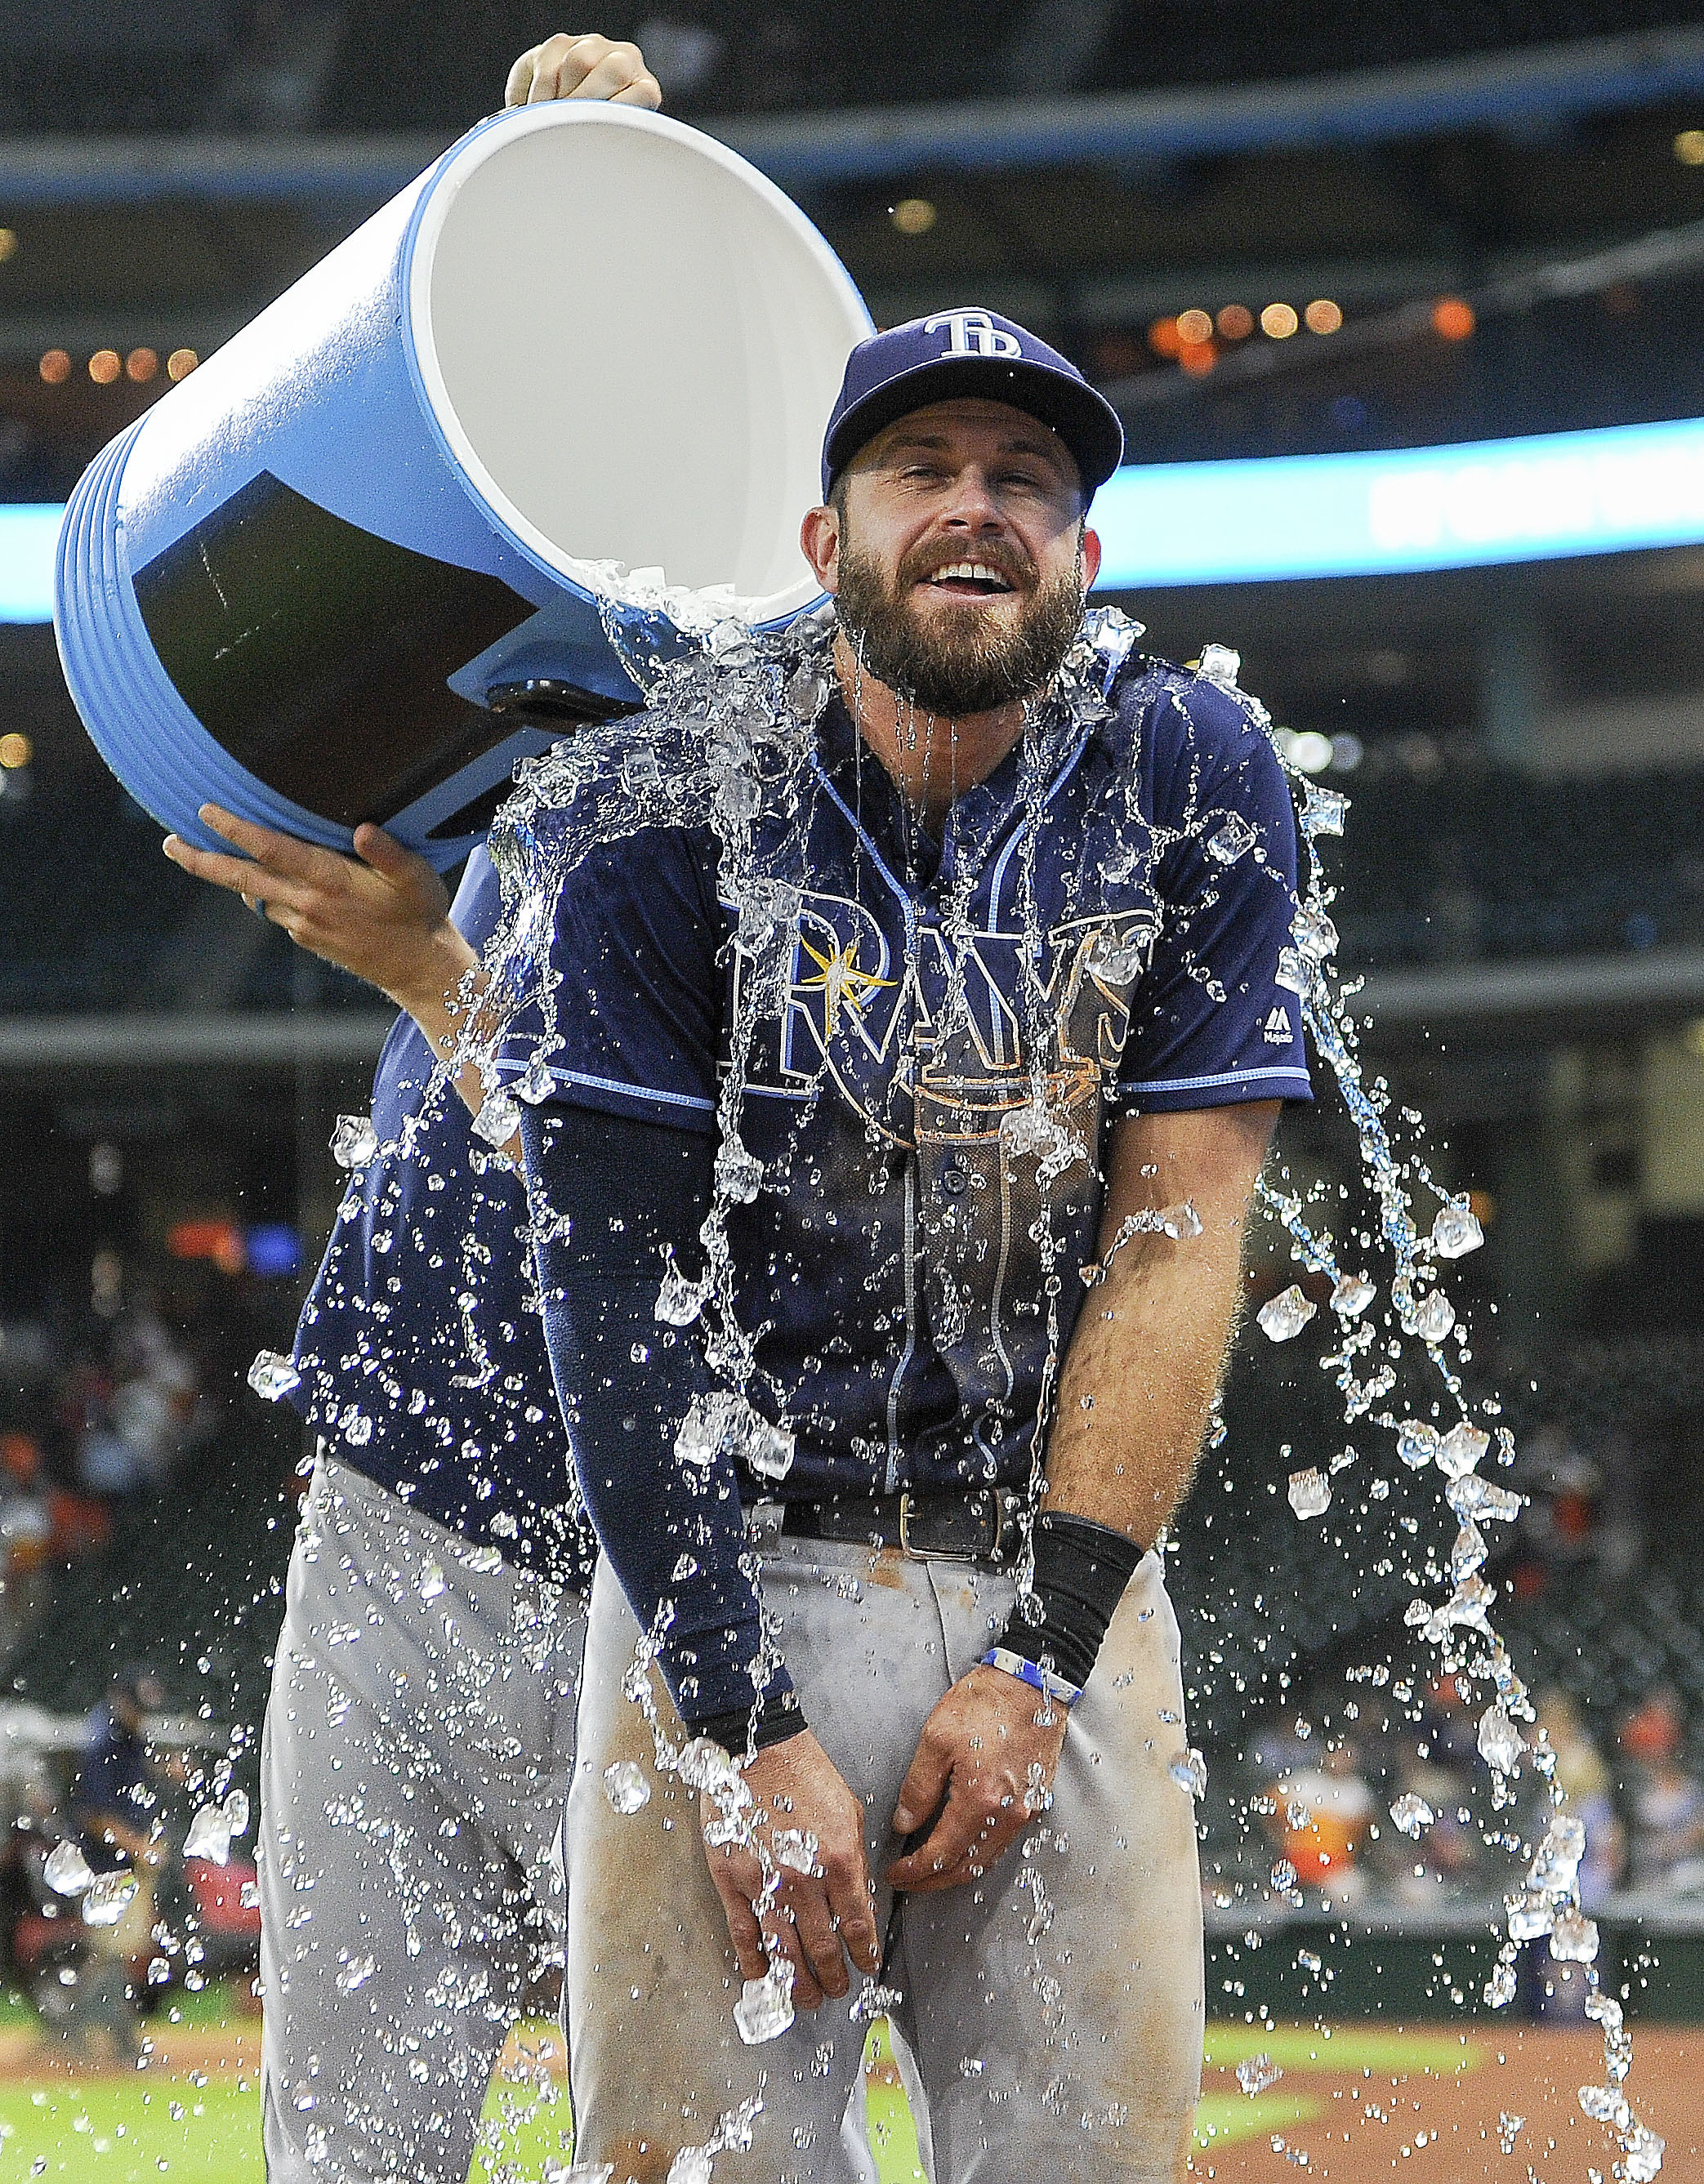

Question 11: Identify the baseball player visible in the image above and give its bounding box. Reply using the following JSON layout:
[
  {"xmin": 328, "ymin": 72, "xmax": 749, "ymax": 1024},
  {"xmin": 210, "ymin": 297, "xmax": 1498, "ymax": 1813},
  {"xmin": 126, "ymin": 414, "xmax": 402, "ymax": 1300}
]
[
  {"xmin": 492, "ymin": 310, "xmax": 1314, "ymax": 2183},
  {"xmin": 161, "ymin": 38, "xmax": 662, "ymax": 2184}
]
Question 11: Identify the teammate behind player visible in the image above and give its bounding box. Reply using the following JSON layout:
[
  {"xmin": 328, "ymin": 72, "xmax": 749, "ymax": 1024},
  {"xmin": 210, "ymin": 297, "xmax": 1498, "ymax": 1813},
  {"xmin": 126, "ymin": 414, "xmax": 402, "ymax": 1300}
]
[
  {"xmin": 497, "ymin": 310, "xmax": 1313, "ymax": 2183},
  {"xmin": 161, "ymin": 36, "xmax": 661, "ymax": 2184}
]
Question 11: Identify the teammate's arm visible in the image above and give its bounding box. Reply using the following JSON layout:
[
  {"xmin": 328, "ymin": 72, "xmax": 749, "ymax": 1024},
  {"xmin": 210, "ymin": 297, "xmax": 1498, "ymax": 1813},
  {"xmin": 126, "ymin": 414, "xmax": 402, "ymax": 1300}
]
[
  {"xmin": 887, "ymin": 1099, "xmax": 1275, "ymax": 1895},
  {"xmin": 504, "ymin": 30, "xmax": 661, "ymax": 109},
  {"xmin": 162, "ymin": 806, "xmax": 507, "ymax": 1136}
]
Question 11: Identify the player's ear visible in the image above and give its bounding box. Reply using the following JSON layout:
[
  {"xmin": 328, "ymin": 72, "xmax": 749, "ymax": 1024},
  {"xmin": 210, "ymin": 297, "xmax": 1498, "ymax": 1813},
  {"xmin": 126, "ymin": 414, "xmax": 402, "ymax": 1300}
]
[
  {"xmin": 1081, "ymin": 524, "xmax": 1102, "ymax": 590},
  {"xmin": 801, "ymin": 503, "xmax": 841, "ymax": 595}
]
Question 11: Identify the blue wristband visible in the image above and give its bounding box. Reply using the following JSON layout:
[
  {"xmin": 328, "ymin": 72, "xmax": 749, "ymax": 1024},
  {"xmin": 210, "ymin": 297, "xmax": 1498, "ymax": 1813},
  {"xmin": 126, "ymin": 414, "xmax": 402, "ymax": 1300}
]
[{"xmin": 979, "ymin": 1646, "xmax": 1084, "ymax": 1709}]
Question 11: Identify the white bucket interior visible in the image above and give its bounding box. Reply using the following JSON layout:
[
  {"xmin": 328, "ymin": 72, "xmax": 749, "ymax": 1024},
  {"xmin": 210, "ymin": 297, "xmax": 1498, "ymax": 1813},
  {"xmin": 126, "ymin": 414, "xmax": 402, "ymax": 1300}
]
[{"xmin": 410, "ymin": 105, "xmax": 872, "ymax": 622}]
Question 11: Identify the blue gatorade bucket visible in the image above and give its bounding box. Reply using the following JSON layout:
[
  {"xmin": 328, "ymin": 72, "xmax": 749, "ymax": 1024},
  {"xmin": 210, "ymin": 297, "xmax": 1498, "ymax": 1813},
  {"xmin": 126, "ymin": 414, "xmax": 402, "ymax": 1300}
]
[{"xmin": 54, "ymin": 103, "xmax": 872, "ymax": 871}]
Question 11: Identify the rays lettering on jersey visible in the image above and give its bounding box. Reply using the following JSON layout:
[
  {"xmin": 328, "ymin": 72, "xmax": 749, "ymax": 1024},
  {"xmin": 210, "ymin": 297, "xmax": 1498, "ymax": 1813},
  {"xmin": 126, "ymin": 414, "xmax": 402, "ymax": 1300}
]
[{"xmin": 729, "ymin": 889, "xmax": 1159, "ymax": 1138}]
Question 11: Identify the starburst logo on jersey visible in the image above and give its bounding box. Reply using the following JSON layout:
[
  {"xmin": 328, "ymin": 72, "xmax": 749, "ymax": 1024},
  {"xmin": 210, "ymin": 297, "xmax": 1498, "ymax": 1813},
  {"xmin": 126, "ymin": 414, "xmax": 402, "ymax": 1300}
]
[
  {"xmin": 796, "ymin": 934, "xmax": 894, "ymax": 1041},
  {"xmin": 1264, "ymin": 1004, "xmax": 1294, "ymax": 1045}
]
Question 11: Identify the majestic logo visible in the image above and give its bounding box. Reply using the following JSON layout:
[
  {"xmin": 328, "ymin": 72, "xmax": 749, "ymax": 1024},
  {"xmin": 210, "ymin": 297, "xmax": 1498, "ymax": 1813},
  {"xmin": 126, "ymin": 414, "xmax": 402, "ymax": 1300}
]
[
  {"xmin": 924, "ymin": 310, "xmax": 1023, "ymax": 359},
  {"xmin": 1264, "ymin": 1005, "xmax": 1294, "ymax": 1045}
]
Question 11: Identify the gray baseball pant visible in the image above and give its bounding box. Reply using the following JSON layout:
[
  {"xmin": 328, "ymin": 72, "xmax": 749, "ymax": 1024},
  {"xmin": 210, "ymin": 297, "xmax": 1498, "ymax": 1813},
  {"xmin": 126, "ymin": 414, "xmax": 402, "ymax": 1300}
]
[
  {"xmin": 259, "ymin": 1452, "xmax": 585, "ymax": 2184},
  {"xmin": 564, "ymin": 1527, "xmax": 1205, "ymax": 2184}
]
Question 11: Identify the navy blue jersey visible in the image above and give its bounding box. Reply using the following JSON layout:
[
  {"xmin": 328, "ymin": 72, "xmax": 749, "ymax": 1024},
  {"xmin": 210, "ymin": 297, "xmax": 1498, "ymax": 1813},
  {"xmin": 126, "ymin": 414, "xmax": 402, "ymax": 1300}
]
[
  {"xmin": 288, "ymin": 850, "xmax": 589, "ymax": 1587},
  {"xmin": 502, "ymin": 643, "xmax": 1311, "ymax": 1507}
]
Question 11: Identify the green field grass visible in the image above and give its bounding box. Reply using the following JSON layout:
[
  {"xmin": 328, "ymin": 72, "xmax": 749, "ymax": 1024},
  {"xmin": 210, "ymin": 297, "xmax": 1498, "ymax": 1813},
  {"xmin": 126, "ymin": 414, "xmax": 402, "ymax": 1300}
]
[{"xmin": 0, "ymin": 1991, "xmax": 1491, "ymax": 2179}]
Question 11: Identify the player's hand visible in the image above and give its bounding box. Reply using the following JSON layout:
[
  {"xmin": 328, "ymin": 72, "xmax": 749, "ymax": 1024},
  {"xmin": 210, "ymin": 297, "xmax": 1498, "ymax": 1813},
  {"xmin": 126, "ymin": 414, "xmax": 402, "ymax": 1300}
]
[
  {"xmin": 699, "ymin": 1730, "xmax": 880, "ymax": 2012},
  {"xmin": 885, "ymin": 1665, "xmax": 1068, "ymax": 1894},
  {"xmin": 163, "ymin": 804, "xmax": 476, "ymax": 1017},
  {"xmin": 505, "ymin": 32, "xmax": 662, "ymax": 109}
]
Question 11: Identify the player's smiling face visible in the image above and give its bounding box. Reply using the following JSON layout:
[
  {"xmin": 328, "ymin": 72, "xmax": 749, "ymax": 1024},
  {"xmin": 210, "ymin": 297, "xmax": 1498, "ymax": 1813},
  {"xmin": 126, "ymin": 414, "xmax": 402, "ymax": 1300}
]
[
  {"xmin": 853, "ymin": 397, "xmax": 1084, "ymax": 610},
  {"xmin": 806, "ymin": 398, "xmax": 1103, "ymax": 718}
]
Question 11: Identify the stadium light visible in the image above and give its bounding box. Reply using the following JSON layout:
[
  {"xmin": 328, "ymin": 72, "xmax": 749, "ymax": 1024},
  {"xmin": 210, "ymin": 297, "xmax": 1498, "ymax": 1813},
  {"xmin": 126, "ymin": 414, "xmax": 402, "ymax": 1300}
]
[
  {"xmin": 1091, "ymin": 413, "xmax": 1704, "ymax": 588},
  {"xmin": 0, "ymin": 506, "xmax": 65, "ymax": 622}
]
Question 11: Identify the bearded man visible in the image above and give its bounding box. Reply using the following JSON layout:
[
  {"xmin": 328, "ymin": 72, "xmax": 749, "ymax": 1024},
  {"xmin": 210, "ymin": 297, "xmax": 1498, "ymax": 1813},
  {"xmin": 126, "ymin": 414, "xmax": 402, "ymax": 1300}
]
[{"xmin": 480, "ymin": 309, "xmax": 1314, "ymax": 2184}]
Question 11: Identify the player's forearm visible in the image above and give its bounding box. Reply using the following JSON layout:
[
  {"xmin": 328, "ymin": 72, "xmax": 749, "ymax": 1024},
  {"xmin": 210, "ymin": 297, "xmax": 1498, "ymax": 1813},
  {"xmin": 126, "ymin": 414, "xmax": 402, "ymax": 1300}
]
[
  {"xmin": 1043, "ymin": 1214, "xmax": 1243, "ymax": 1549},
  {"xmin": 1042, "ymin": 1099, "xmax": 1278, "ymax": 1544}
]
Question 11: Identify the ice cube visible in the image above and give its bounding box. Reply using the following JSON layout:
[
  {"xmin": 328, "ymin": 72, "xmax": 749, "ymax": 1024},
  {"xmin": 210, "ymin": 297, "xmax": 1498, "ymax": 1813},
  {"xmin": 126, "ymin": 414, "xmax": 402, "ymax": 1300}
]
[
  {"xmin": 1550, "ymin": 1908, "xmax": 1599, "ymax": 1964},
  {"xmin": 1168, "ymin": 1749, "xmax": 1207, "ymax": 1798},
  {"xmin": 1624, "ymin": 2127, "xmax": 1666, "ymax": 2182},
  {"xmin": 183, "ymin": 1805, "xmax": 234, "ymax": 1865},
  {"xmin": 247, "ymin": 1350, "xmax": 301, "ymax": 1403},
  {"xmin": 772, "ymin": 1827, "xmax": 819, "ymax": 1874},
  {"xmin": 1505, "ymin": 1890, "xmax": 1554, "ymax": 1943},
  {"xmin": 335, "ymin": 1951, "xmax": 377, "ymax": 1994},
  {"xmin": 621, "ymin": 749, "xmax": 662, "ymax": 795},
  {"xmin": 1437, "ymin": 1422, "xmax": 1490, "ymax": 1478},
  {"xmin": 1257, "ymin": 1286, "xmax": 1316, "ymax": 1342},
  {"xmin": 1303, "ymin": 784, "xmax": 1347, "ymax": 837},
  {"xmin": 1206, "ymin": 812, "xmax": 1258, "ymax": 866},
  {"xmin": 44, "ymin": 1842, "xmax": 93, "ymax": 1897},
  {"xmin": 1287, "ymin": 1469, "xmax": 1331, "ymax": 1520},
  {"xmin": 1448, "ymin": 1522, "xmax": 1488, "ymax": 1583},
  {"xmin": 1329, "ymin": 1273, "xmax": 1375, "ymax": 1317},
  {"xmin": 1198, "ymin": 643, "xmax": 1242, "ymax": 689},
  {"xmin": 716, "ymin": 1141, "xmax": 764, "ymax": 1205},
  {"xmin": 1577, "ymin": 2085, "xmax": 1630, "ymax": 2130},
  {"xmin": 787, "ymin": 664, "xmax": 831, "ymax": 723},
  {"xmin": 1430, "ymin": 1203, "xmax": 1484, "ymax": 1259},
  {"xmin": 1158, "ymin": 1200, "xmax": 1203, "ymax": 1240},
  {"xmin": 1448, "ymin": 1474, "xmax": 1521, "ymax": 1524},
  {"xmin": 1291, "ymin": 905, "xmax": 1338, "ymax": 962},
  {"xmin": 1089, "ymin": 930, "xmax": 1143, "ymax": 984},
  {"xmin": 1484, "ymin": 1962, "xmax": 1518, "ymax": 2008},
  {"xmin": 82, "ymin": 1871, "xmax": 139, "ymax": 1928},
  {"xmin": 1498, "ymin": 2113, "xmax": 1524, "ymax": 2154},
  {"xmin": 678, "ymin": 1736, "xmax": 738, "ymax": 1794},
  {"xmin": 1404, "ymin": 1290, "xmax": 1456, "ymax": 1345},
  {"xmin": 417, "ymin": 1558, "xmax": 447, "ymax": 1602},
  {"xmin": 734, "ymin": 1964, "xmax": 796, "ymax": 2045},
  {"xmin": 1479, "ymin": 1704, "xmax": 1528, "ymax": 1776},
  {"xmin": 1237, "ymin": 2053, "xmax": 1282, "ymax": 2097},
  {"xmin": 1274, "ymin": 947, "xmax": 1309, "ymax": 996},
  {"xmin": 603, "ymin": 1760, "xmax": 651, "ymax": 1816},
  {"xmin": 472, "ymin": 1092, "xmax": 520, "ymax": 1149},
  {"xmin": 223, "ymin": 1790, "xmax": 249, "ymax": 1838},
  {"xmin": 1396, "ymin": 1420, "xmax": 1439, "ymax": 1470},
  {"xmin": 329, "ymin": 1114, "xmax": 378, "ymax": 1170},
  {"xmin": 1389, "ymin": 1793, "xmax": 1434, "ymax": 1839},
  {"xmin": 675, "ymin": 1397, "xmax": 725, "ymax": 1470}
]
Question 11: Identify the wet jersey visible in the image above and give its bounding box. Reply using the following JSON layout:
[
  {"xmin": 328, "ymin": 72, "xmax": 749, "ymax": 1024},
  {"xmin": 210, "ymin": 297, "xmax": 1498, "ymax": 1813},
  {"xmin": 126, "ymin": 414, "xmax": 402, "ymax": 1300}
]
[
  {"xmin": 287, "ymin": 850, "xmax": 589, "ymax": 1587},
  {"xmin": 504, "ymin": 645, "xmax": 1311, "ymax": 1507}
]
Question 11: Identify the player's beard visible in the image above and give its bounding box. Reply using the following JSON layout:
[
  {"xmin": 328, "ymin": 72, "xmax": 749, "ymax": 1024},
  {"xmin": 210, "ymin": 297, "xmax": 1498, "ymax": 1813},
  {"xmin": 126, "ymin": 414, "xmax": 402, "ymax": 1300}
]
[{"xmin": 834, "ymin": 532, "xmax": 1086, "ymax": 717}]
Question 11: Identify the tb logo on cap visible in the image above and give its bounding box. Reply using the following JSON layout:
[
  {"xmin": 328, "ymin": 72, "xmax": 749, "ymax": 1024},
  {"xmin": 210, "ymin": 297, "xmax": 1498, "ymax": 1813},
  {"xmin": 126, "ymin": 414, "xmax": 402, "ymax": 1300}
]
[{"xmin": 925, "ymin": 310, "xmax": 1023, "ymax": 359}]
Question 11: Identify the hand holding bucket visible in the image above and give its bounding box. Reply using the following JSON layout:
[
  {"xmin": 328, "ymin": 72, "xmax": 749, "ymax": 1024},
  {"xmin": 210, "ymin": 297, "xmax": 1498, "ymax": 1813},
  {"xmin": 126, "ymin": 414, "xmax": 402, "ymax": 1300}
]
[{"xmin": 55, "ymin": 103, "xmax": 872, "ymax": 871}]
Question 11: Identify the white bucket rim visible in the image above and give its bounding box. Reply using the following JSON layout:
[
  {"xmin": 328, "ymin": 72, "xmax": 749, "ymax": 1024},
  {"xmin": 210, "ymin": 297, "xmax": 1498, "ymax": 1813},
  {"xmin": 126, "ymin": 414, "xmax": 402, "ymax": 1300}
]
[{"xmin": 399, "ymin": 101, "xmax": 872, "ymax": 628}]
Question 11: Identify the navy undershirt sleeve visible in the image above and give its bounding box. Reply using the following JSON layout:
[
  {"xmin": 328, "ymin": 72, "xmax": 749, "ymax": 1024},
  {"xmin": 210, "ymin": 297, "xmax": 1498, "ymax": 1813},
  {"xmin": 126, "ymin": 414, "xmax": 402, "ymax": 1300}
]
[{"xmin": 522, "ymin": 1103, "xmax": 796, "ymax": 1730}]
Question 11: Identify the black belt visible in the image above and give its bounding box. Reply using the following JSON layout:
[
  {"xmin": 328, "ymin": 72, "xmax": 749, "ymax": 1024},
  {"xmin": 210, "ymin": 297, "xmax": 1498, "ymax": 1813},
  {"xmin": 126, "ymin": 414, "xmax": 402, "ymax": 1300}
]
[{"xmin": 780, "ymin": 1486, "xmax": 1023, "ymax": 1566}]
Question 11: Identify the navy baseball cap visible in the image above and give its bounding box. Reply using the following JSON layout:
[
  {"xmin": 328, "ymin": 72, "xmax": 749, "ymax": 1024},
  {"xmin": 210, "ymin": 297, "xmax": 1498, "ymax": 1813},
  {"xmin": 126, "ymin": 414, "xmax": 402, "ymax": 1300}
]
[{"xmin": 820, "ymin": 308, "xmax": 1125, "ymax": 502}]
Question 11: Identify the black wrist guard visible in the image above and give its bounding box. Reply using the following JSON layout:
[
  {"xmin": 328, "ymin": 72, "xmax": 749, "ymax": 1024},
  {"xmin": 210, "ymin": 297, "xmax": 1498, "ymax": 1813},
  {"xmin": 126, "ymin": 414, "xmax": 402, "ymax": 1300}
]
[
  {"xmin": 691, "ymin": 1690, "xmax": 809, "ymax": 1759},
  {"xmin": 997, "ymin": 1512, "xmax": 1144, "ymax": 1692}
]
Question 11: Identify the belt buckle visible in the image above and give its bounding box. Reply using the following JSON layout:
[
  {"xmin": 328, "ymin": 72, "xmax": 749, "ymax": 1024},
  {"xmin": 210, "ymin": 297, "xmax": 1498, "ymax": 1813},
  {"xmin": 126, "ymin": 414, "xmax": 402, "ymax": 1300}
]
[{"xmin": 898, "ymin": 1488, "xmax": 1001, "ymax": 1562}]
